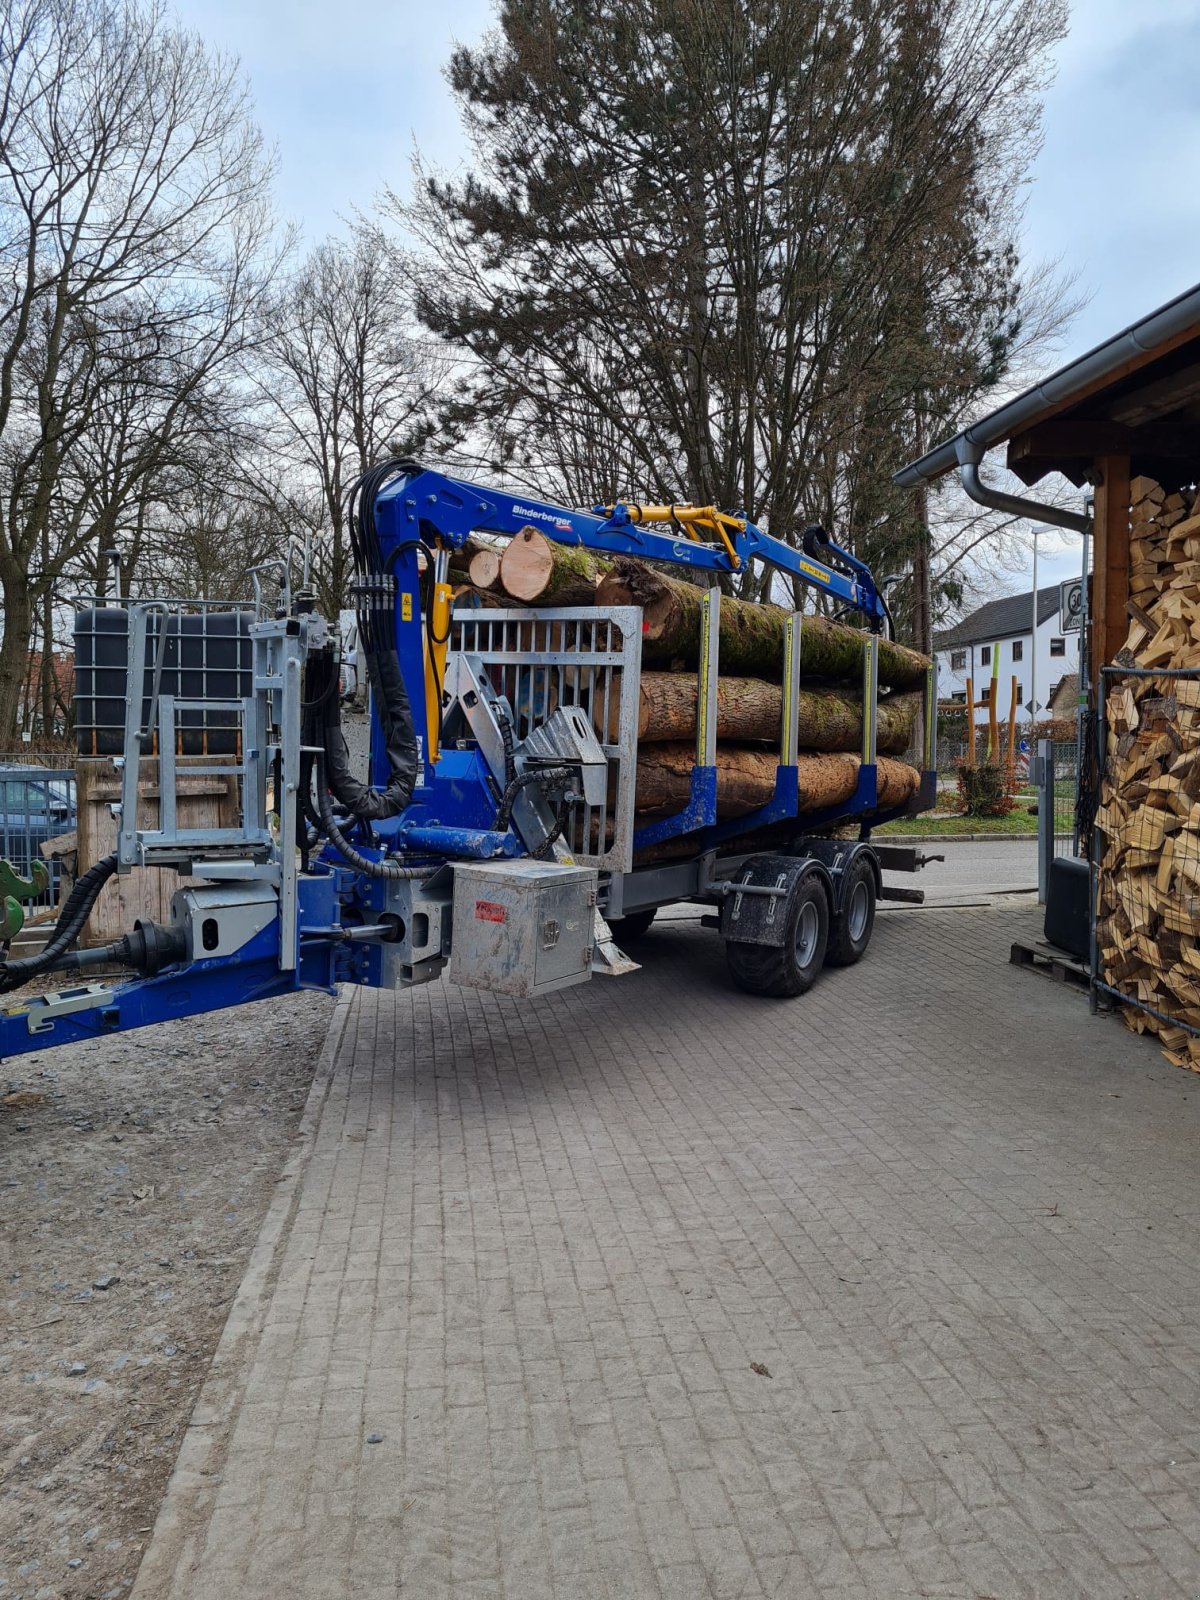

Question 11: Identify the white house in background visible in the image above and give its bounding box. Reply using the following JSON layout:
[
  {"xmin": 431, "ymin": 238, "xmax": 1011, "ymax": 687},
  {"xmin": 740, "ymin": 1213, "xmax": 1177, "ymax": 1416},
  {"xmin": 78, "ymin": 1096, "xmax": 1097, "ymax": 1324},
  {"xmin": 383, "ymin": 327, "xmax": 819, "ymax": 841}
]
[{"xmin": 933, "ymin": 583, "xmax": 1081, "ymax": 726}]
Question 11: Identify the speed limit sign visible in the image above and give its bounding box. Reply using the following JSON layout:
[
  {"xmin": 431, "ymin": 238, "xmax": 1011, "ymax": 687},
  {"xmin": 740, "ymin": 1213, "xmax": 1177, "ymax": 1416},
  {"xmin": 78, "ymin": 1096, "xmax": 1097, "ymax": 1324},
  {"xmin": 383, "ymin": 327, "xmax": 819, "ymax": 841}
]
[{"xmin": 1060, "ymin": 577, "xmax": 1084, "ymax": 633}]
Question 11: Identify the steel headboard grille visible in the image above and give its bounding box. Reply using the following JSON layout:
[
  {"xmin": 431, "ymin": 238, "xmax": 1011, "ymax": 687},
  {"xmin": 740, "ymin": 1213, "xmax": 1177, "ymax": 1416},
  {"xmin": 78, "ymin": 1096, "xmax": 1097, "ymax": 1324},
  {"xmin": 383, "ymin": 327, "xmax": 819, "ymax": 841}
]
[{"xmin": 451, "ymin": 606, "xmax": 642, "ymax": 872}]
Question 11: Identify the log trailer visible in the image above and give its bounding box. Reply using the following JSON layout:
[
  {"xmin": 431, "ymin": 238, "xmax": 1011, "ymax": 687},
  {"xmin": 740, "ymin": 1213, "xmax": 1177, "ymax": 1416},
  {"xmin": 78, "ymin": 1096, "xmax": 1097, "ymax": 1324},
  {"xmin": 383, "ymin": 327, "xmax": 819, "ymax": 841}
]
[{"xmin": 0, "ymin": 462, "xmax": 937, "ymax": 1060}]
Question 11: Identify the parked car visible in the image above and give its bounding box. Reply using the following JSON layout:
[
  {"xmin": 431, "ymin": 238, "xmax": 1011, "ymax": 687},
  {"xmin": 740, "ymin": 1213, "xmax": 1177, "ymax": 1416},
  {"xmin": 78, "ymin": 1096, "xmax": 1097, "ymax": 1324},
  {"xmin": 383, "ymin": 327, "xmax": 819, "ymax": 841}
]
[{"xmin": 0, "ymin": 768, "xmax": 77, "ymax": 893}]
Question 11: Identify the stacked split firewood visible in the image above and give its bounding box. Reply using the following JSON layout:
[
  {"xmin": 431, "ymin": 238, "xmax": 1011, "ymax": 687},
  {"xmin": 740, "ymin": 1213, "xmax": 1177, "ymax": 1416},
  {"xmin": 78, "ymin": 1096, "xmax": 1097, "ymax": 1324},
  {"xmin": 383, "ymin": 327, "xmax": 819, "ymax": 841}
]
[
  {"xmin": 1097, "ymin": 476, "xmax": 1200, "ymax": 1069},
  {"xmin": 458, "ymin": 526, "xmax": 929, "ymax": 837}
]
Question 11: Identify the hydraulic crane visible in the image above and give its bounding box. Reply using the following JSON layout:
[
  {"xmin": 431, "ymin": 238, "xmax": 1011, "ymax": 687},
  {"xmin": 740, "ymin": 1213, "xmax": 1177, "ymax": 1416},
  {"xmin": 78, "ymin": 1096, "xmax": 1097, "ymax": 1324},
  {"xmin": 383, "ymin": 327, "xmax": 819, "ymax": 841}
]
[{"xmin": 0, "ymin": 461, "xmax": 937, "ymax": 1061}]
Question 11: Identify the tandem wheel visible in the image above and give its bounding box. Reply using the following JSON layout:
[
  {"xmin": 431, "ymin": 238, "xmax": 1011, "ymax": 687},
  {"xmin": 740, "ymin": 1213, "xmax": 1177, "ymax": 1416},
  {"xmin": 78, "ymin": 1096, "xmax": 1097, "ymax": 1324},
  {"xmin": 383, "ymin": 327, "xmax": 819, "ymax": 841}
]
[
  {"xmin": 725, "ymin": 875, "xmax": 829, "ymax": 998},
  {"xmin": 825, "ymin": 855, "xmax": 877, "ymax": 968}
]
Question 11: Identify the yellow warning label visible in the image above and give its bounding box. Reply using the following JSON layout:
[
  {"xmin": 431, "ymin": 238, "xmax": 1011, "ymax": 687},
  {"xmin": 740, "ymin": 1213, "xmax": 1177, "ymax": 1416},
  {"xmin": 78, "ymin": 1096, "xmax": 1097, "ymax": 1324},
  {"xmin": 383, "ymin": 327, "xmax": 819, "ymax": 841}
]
[
  {"xmin": 401, "ymin": 593, "xmax": 413, "ymax": 621},
  {"xmin": 797, "ymin": 559, "xmax": 831, "ymax": 585}
]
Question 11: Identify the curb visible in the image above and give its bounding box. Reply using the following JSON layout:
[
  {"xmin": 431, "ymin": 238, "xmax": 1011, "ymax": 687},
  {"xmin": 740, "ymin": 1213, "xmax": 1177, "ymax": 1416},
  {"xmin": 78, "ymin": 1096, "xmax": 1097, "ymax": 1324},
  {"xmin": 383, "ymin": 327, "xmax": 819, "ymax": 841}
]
[
  {"xmin": 877, "ymin": 831, "xmax": 1037, "ymax": 844},
  {"xmin": 129, "ymin": 986, "xmax": 354, "ymax": 1600}
]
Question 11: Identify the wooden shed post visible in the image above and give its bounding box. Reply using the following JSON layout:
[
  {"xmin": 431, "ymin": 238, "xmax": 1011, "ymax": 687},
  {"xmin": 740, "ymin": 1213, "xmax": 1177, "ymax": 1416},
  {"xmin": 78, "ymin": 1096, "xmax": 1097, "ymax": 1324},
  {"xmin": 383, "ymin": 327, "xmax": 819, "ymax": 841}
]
[{"xmin": 1090, "ymin": 452, "xmax": 1131, "ymax": 686}]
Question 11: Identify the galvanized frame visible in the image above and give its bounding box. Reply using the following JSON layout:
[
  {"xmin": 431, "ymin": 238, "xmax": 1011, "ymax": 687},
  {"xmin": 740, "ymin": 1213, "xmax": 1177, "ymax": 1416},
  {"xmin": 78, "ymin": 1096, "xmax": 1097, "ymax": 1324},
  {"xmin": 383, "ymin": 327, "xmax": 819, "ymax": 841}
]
[
  {"xmin": 449, "ymin": 605, "xmax": 643, "ymax": 872},
  {"xmin": 115, "ymin": 604, "xmax": 307, "ymax": 972}
]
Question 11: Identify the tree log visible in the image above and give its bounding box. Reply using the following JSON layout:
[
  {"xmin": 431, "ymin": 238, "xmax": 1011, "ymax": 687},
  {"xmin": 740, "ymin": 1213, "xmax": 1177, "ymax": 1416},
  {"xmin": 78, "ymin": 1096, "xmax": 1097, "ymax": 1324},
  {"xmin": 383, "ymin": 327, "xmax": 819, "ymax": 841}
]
[
  {"xmin": 451, "ymin": 583, "xmax": 509, "ymax": 611},
  {"xmin": 601, "ymin": 672, "xmax": 920, "ymax": 753},
  {"xmin": 500, "ymin": 526, "xmax": 607, "ymax": 604},
  {"xmin": 596, "ymin": 557, "xmax": 929, "ymax": 688},
  {"xmin": 468, "ymin": 547, "xmax": 503, "ymax": 590},
  {"xmin": 634, "ymin": 744, "xmax": 919, "ymax": 818}
]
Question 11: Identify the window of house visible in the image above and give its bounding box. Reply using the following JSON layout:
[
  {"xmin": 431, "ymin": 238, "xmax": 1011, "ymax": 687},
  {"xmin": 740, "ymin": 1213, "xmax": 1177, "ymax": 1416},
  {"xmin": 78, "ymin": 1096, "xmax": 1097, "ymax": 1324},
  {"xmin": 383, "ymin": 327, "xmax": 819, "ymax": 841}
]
[
  {"xmin": 951, "ymin": 691, "xmax": 966, "ymax": 704},
  {"xmin": 980, "ymin": 682, "xmax": 992, "ymax": 701},
  {"xmin": 1016, "ymin": 684, "xmax": 1024, "ymax": 706},
  {"xmin": 1050, "ymin": 637, "xmax": 1066, "ymax": 657},
  {"xmin": 1011, "ymin": 639, "xmax": 1023, "ymax": 662},
  {"xmin": 980, "ymin": 645, "xmax": 991, "ymax": 666},
  {"xmin": 950, "ymin": 649, "xmax": 966, "ymax": 671}
]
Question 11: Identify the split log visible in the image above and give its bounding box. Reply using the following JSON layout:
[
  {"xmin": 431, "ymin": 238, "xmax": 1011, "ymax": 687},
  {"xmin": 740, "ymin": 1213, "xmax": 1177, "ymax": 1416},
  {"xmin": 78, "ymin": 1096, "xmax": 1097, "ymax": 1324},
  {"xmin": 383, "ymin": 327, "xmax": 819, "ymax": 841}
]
[
  {"xmin": 634, "ymin": 744, "xmax": 919, "ymax": 819},
  {"xmin": 601, "ymin": 672, "xmax": 920, "ymax": 754},
  {"xmin": 595, "ymin": 557, "xmax": 929, "ymax": 689},
  {"xmin": 500, "ymin": 526, "xmax": 607, "ymax": 605}
]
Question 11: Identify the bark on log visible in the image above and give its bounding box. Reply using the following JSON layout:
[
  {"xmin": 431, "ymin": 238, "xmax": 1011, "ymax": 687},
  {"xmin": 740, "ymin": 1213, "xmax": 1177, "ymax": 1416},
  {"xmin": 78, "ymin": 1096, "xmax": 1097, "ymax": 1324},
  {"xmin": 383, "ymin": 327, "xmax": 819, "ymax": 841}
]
[
  {"xmin": 634, "ymin": 744, "xmax": 920, "ymax": 818},
  {"xmin": 500, "ymin": 526, "xmax": 607, "ymax": 604},
  {"xmin": 602, "ymin": 672, "xmax": 920, "ymax": 753},
  {"xmin": 451, "ymin": 583, "xmax": 509, "ymax": 612},
  {"xmin": 596, "ymin": 557, "xmax": 929, "ymax": 688}
]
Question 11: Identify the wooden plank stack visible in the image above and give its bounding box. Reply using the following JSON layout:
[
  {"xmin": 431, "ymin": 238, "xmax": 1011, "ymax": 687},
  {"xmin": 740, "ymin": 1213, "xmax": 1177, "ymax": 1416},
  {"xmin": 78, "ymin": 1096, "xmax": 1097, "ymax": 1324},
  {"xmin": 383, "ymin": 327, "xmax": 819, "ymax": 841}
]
[
  {"xmin": 1098, "ymin": 476, "xmax": 1200, "ymax": 1068},
  {"xmin": 76, "ymin": 758, "xmax": 239, "ymax": 946}
]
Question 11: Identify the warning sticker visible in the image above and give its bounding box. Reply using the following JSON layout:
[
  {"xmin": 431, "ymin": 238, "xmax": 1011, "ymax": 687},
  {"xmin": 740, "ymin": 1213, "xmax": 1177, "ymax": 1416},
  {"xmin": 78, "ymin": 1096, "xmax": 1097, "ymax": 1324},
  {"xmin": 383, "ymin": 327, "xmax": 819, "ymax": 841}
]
[{"xmin": 475, "ymin": 900, "xmax": 506, "ymax": 923}]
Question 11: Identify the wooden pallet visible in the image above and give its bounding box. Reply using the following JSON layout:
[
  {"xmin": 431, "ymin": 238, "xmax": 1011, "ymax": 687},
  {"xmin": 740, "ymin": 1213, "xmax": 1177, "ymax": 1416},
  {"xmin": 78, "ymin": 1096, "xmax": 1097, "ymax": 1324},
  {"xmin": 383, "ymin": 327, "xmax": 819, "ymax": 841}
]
[{"xmin": 1009, "ymin": 940, "xmax": 1090, "ymax": 990}]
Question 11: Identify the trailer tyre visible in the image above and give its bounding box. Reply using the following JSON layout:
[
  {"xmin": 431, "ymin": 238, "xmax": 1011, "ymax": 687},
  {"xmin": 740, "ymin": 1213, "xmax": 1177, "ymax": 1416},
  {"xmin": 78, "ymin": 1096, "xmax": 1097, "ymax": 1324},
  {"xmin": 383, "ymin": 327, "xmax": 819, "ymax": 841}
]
[
  {"xmin": 825, "ymin": 857, "xmax": 876, "ymax": 967},
  {"xmin": 608, "ymin": 908, "xmax": 656, "ymax": 941},
  {"xmin": 725, "ymin": 876, "xmax": 829, "ymax": 998}
]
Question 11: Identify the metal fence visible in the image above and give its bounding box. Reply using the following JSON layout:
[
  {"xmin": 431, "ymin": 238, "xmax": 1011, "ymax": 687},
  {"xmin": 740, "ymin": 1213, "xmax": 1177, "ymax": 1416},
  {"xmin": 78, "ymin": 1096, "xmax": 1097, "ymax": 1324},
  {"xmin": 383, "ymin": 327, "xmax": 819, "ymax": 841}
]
[
  {"xmin": 0, "ymin": 763, "xmax": 77, "ymax": 911},
  {"xmin": 1091, "ymin": 665, "xmax": 1200, "ymax": 1063},
  {"xmin": 1035, "ymin": 738, "xmax": 1081, "ymax": 901}
]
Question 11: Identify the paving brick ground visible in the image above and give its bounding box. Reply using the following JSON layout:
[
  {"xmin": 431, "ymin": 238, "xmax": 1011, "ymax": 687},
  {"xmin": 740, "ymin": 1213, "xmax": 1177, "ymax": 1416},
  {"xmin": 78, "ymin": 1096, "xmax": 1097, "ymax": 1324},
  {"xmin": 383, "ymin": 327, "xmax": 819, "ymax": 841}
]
[{"xmin": 133, "ymin": 904, "xmax": 1200, "ymax": 1599}]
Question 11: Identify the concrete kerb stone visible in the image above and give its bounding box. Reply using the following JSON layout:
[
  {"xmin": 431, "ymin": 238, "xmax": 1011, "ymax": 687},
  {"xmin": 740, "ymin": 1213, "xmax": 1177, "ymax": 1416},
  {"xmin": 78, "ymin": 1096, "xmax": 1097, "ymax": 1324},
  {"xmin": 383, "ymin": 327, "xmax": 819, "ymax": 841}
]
[
  {"xmin": 129, "ymin": 985, "xmax": 353, "ymax": 1600},
  {"xmin": 877, "ymin": 831, "xmax": 1037, "ymax": 843}
]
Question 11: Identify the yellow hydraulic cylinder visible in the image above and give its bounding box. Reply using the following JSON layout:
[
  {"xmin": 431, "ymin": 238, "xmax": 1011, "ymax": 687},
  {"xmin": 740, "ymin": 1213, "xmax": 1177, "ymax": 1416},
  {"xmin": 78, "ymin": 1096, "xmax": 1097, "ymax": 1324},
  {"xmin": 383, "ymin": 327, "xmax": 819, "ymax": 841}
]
[{"xmin": 424, "ymin": 549, "xmax": 453, "ymax": 765}]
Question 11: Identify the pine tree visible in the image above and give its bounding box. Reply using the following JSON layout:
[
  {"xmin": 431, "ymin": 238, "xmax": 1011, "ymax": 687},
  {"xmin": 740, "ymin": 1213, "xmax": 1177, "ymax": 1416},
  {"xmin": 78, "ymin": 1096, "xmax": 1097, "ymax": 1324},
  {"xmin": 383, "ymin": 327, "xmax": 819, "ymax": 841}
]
[{"xmin": 400, "ymin": 0, "xmax": 1068, "ymax": 641}]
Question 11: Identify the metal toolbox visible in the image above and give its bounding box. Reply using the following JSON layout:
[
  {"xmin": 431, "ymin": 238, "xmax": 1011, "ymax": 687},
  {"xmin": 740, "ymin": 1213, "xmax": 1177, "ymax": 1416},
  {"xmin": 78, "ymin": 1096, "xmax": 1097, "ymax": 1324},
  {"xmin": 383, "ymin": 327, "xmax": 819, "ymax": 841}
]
[{"xmin": 450, "ymin": 860, "xmax": 597, "ymax": 998}]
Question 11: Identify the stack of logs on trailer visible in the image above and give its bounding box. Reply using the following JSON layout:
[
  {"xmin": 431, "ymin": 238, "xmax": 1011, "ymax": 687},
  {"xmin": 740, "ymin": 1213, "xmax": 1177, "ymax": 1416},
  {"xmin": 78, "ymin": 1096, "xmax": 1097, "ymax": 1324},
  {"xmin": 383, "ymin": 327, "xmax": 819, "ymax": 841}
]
[
  {"xmin": 1098, "ymin": 475, "xmax": 1200, "ymax": 1068},
  {"xmin": 458, "ymin": 525, "xmax": 929, "ymax": 835}
]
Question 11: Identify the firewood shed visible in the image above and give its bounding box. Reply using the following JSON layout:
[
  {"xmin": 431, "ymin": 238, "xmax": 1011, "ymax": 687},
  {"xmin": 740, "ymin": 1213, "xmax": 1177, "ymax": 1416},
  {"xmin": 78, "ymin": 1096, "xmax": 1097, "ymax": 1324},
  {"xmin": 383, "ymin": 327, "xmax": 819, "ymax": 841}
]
[{"xmin": 895, "ymin": 281, "xmax": 1200, "ymax": 1066}]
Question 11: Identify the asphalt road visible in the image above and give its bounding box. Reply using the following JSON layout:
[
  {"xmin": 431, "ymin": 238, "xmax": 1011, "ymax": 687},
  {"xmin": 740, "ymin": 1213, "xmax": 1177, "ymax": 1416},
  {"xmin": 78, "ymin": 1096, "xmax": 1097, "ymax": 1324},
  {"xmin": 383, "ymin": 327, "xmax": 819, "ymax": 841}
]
[{"xmin": 882, "ymin": 837, "xmax": 1037, "ymax": 903}]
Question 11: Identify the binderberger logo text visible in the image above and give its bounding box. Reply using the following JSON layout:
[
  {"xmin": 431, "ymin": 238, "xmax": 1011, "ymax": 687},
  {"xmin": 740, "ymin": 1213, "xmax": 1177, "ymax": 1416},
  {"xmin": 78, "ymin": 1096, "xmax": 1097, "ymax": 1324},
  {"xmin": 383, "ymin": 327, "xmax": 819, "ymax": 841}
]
[{"xmin": 512, "ymin": 503, "xmax": 572, "ymax": 532}]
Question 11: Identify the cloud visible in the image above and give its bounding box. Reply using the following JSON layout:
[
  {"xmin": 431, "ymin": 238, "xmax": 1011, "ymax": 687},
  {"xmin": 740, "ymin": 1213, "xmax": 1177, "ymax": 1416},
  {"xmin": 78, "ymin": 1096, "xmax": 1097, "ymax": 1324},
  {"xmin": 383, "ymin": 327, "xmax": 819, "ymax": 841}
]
[
  {"xmin": 1023, "ymin": 0, "xmax": 1200, "ymax": 351},
  {"xmin": 170, "ymin": 0, "xmax": 492, "ymax": 240}
]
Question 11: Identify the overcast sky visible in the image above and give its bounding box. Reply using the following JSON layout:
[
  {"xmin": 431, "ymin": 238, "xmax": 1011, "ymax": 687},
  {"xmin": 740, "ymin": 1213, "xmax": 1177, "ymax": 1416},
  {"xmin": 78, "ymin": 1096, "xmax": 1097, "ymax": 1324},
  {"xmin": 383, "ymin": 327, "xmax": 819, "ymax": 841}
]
[{"xmin": 170, "ymin": 0, "xmax": 1200, "ymax": 596}]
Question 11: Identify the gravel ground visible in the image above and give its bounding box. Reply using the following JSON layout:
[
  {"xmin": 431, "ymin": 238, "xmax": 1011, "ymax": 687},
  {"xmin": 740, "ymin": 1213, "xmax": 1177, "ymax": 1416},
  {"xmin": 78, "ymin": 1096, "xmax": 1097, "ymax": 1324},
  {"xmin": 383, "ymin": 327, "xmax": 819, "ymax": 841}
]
[{"xmin": 0, "ymin": 987, "xmax": 335, "ymax": 1600}]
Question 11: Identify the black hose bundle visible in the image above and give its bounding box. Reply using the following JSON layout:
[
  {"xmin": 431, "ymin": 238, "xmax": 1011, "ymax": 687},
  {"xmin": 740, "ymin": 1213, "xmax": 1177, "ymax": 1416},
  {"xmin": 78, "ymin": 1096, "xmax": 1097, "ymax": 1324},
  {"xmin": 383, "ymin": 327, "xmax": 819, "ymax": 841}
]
[
  {"xmin": 313, "ymin": 758, "xmax": 428, "ymax": 881},
  {"xmin": 0, "ymin": 851, "xmax": 120, "ymax": 994},
  {"xmin": 335, "ymin": 457, "xmax": 423, "ymax": 820}
]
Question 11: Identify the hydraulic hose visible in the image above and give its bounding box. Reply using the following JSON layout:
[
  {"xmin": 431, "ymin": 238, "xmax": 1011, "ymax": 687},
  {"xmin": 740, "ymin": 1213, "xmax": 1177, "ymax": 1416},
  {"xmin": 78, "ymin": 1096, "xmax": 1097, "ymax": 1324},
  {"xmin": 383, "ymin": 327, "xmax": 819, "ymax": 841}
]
[
  {"xmin": 340, "ymin": 458, "xmax": 424, "ymax": 819},
  {"xmin": 492, "ymin": 765, "xmax": 574, "ymax": 832},
  {"xmin": 313, "ymin": 758, "xmax": 428, "ymax": 881},
  {"xmin": 0, "ymin": 851, "xmax": 120, "ymax": 994}
]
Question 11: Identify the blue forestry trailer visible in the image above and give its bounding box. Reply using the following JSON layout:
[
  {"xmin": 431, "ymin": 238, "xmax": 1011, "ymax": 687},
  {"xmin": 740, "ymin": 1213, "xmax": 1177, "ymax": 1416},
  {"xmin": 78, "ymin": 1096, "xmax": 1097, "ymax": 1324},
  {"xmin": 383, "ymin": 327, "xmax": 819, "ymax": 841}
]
[{"xmin": 0, "ymin": 461, "xmax": 937, "ymax": 1059}]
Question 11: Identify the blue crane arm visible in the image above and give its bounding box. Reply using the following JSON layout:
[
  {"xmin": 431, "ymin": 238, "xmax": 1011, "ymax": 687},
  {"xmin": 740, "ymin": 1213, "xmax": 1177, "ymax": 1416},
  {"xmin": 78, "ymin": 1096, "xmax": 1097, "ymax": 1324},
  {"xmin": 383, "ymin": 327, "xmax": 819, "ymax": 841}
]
[{"xmin": 372, "ymin": 465, "xmax": 886, "ymax": 628}]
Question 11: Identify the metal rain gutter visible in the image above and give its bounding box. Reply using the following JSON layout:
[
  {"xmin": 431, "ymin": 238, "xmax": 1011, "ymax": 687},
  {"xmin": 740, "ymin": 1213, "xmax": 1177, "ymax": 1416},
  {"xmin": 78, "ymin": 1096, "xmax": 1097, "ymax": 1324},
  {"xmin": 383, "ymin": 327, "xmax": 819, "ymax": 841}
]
[
  {"xmin": 893, "ymin": 279, "xmax": 1200, "ymax": 489},
  {"xmin": 955, "ymin": 438, "xmax": 1090, "ymax": 536}
]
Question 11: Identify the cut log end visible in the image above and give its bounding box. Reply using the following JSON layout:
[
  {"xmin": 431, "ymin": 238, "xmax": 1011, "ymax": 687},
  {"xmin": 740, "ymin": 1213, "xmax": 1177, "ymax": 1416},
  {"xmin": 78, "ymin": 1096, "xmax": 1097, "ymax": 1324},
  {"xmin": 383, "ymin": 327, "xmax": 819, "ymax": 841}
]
[
  {"xmin": 500, "ymin": 526, "xmax": 556, "ymax": 601},
  {"xmin": 468, "ymin": 547, "xmax": 502, "ymax": 590}
]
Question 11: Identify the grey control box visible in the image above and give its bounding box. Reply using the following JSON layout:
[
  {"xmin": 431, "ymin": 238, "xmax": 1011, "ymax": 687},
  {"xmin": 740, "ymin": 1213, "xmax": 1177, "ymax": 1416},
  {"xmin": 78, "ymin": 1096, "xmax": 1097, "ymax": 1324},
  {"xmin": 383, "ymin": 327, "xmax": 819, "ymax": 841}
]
[{"xmin": 450, "ymin": 859, "xmax": 597, "ymax": 998}]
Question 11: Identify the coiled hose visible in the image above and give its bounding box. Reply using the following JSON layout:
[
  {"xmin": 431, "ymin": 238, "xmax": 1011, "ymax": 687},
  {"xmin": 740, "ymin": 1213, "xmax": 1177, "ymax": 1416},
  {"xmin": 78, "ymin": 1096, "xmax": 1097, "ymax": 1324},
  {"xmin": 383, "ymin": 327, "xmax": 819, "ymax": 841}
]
[
  {"xmin": 0, "ymin": 851, "xmax": 120, "ymax": 994},
  {"xmin": 313, "ymin": 759, "xmax": 429, "ymax": 881}
]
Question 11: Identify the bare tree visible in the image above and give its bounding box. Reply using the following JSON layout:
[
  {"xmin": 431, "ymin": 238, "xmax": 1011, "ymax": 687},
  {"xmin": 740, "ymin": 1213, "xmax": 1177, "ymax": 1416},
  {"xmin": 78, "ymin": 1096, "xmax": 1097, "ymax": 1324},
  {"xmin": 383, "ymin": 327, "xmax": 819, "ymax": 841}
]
[
  {"xmin": 0, "ymin": 0, "xmax": 283, "ymax": 743},
  {"xmin": 258, "ymin": 226, "xmax": 445, "ymax": 618}
]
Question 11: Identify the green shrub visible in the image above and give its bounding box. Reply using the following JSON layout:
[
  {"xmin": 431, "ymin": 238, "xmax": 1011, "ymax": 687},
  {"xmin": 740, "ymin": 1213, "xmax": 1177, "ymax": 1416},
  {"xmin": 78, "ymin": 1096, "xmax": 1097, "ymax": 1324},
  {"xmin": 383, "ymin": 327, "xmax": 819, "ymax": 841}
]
[{"xmin": 954, "ymin": 759, "xmax": 1016, "ymax": 817}]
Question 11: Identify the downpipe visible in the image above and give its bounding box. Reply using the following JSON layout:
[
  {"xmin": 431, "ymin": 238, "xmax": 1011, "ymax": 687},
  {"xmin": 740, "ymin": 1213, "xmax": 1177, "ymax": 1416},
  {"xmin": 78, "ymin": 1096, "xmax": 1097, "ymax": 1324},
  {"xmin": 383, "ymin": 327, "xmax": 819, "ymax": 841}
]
[{"xmin": 955, "ymin": 440, "xmax": 1091, "ymax": 536}]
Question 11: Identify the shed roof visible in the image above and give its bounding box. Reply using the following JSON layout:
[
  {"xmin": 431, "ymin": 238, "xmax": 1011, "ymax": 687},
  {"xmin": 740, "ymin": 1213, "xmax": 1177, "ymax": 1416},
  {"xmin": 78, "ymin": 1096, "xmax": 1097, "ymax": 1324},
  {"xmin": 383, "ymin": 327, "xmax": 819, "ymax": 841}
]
[
  {"xmin": 896, "ymin": 281, "xmax": 1200, "ymax": 492},
  {"xmin": 934, "ymin": 584, "xmax": 1061, "ymax": 651}
]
